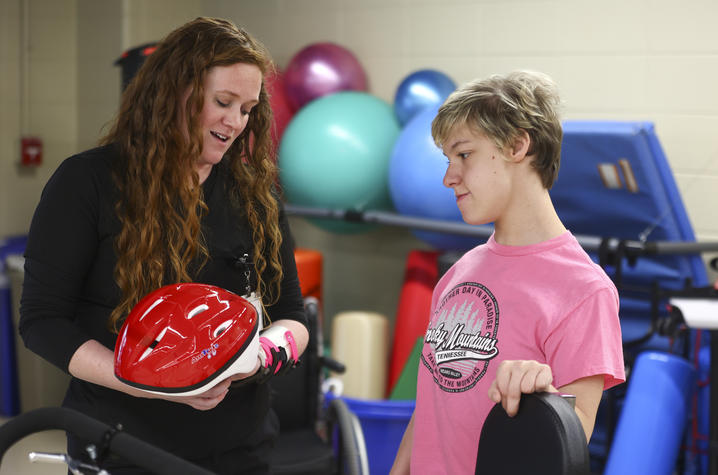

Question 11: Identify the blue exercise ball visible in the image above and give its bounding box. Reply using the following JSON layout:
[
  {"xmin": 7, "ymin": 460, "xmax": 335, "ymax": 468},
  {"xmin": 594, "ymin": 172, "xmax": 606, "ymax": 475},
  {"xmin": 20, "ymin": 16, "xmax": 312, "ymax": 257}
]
[
  {"xmin": 394, "ymin": 69, "xmax": 456, "ymax": 126},
  {"xmin": 279, "ymin": 91, "xmax": 400, "ymax": 233},
  {"xmin": 389, "ymin": 104, "xmax": 483, "ymax": 250}
]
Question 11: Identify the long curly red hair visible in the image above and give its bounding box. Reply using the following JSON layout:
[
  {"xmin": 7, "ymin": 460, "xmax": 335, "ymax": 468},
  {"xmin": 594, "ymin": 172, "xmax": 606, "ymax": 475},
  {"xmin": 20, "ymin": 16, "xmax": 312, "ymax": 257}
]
[{"xmin": 101, "ymin": 17, "xmax": 282, "ymax": 332}]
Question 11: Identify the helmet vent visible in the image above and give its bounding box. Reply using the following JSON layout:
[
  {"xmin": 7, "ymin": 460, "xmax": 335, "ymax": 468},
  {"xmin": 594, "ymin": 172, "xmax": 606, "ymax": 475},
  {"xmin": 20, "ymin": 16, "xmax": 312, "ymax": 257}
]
[
  {"xmin": 138, "ymin": 347, "xmax": 153, "ymax": 362},
  {"xmin": 188, "ymin": 304, "xmax": 209, "ymax": 319},
  {"xmin": 139, "ymin": 297, "xmax": 165, "ymax": 322},
  {"xmin": 138, "ymin": 326, "xmax": 169, "ymax": 362},
  {"xmin": 213, "ymin": 320, "xmax": 232, "ymax": 338}
]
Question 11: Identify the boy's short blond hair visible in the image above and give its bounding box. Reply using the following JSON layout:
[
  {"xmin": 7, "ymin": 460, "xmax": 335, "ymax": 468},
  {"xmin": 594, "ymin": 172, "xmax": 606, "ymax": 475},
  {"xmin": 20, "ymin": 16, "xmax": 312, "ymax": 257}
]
[{"xmin": 432, "ymin": 70, "xmax": 563, "ymax": 189}]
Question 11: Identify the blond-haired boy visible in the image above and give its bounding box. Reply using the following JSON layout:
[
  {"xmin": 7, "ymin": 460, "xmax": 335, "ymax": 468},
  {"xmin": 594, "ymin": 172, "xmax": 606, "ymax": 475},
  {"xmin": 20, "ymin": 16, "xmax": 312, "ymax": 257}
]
[{"xmin": 391, "ymin": 71, "xmax": 625, "ymax": 474}]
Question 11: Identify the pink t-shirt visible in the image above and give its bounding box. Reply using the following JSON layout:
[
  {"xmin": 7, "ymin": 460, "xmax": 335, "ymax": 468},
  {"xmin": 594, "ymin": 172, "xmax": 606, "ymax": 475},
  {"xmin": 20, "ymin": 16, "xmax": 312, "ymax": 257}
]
[{"xmin": 411, "ymin": 231, "xmax": 625, "ymax": 474}]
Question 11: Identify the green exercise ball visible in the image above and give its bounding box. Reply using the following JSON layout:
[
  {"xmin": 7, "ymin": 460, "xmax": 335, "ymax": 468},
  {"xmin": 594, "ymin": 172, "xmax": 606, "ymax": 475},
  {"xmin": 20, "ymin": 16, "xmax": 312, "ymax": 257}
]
[{"xmin": 279, "ymin": 91, "xmax": 400, "ymax": 233}]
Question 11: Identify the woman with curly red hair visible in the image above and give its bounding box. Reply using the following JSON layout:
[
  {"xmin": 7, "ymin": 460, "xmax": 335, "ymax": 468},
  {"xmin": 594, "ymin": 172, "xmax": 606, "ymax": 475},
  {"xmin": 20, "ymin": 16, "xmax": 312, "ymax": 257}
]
[{"xmin": 19, "ymin": 17, "xmax": 308, "ymax": 474}]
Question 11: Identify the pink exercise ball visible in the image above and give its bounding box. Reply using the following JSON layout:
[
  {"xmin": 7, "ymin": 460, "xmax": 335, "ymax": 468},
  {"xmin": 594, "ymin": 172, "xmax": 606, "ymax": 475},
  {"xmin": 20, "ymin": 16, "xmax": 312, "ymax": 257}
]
[{"xmin": 283, "ymin": 42, "xmax": 368, "ymax": 111}]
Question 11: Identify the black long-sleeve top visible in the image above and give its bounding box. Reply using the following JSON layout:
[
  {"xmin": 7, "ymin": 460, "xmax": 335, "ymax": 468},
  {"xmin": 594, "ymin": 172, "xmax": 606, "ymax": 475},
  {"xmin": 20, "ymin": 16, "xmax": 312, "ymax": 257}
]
[{"xmin": 18, "ymin": 144, "xmax": 306, "ymax": 458}]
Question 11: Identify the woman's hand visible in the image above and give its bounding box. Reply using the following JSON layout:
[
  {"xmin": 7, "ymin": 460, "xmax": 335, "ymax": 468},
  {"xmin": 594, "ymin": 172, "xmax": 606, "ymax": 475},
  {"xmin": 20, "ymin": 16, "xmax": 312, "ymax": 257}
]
[
  {"xmin": 487, "ymin": 360, "xmax": 557, "ymax": 417},
  {"xmin": 161, "ymin": 352, "xmax": 258, "ymax": 409},
  {"xmin": 160, "ymin": 378, "xmax": 232, "ymax": 411},
  {"xmin": 167, "ymin": 357, "xmax": 262, "ymax": 410},
  {"xmin": 146, "ymin": 358, "xmax": 263, "ymax": 410},
  {"xmin": 69, "ymin": 340, "xmax": 264, "ymax": 411}
]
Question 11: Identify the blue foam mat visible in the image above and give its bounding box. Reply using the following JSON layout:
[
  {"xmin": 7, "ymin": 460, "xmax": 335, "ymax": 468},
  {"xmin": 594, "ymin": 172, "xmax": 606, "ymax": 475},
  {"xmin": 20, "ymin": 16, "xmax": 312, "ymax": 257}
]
[
  {"xmin": 555, "ymin": 121, "xmax": 706, "ymax": 282},
  {"xmin": 554, "ymin": 121, "xmax": 707, "ymax": 343}
]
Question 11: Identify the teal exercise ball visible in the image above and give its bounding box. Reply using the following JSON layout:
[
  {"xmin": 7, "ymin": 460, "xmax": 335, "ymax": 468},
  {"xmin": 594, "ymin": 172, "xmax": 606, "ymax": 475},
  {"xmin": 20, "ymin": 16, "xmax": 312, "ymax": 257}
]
[{"xmin": 279, "ymin": 91, "xmax": 400, "ymax": 233}]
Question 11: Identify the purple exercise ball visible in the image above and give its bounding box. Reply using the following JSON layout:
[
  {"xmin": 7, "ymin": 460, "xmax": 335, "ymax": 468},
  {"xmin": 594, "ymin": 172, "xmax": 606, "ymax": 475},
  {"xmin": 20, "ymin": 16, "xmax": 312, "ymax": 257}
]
[{"xmin": 283, "ymin": 42, "xmax": 368, "ymax": 111}]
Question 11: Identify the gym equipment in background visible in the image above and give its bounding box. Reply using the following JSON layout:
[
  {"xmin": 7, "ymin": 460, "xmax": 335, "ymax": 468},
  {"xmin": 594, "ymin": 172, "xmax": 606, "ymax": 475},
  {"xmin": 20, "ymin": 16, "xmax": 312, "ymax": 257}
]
[
  {"xmin": 393, "ymin": 69, "xmax": 455, "ymax": 126},
  {"xmin": 549, "ymin": 121, "xmax": 710, "ymax": 472},
  {"xmin": 294, "ymin": 248, "xmax": 323, "ymax": 305},
  {"xmin": 264, "ymin": 68, "xmax": 295, "ymax": 150},
  {"xmin": 330, "ymin": 311, "xmax": 389, "ymax": 400},
  {"xmin": 279, "ymin": 92, "xmax": 399, "ymax": 233},
  {"xmin": 272, "ymin": 248, "xmax": 368, "ymax": 474},
  {"xmin": 271, "ymin": 298, "xmax": 368, "ymax": 475},
  {"xmin": 552, "ymin": 121, "xmax": 708, "ymax": 350},
  {"xmin": 604, "ymin": 351, "xmax": 696, "ymax": 475},
  {"xmin": 388, "ymin": 104, "xmax": 482, "ymax": 250},
  {"xmin": 283, "ymin": 42, "xmax": 368, "ymax": 112},
  {"xmin": 326, "ymin": 393, "xmax": 414, "ymax": 475},
  {"xmin": 285, "ymin": 120, "xmax": 718, "ymax": 474},
  {"xmin": 388, "ymin": 336, "xmax": 423, "ymax": 400},
  {"xmin": 386, "ymin": 250, "xmax": 439, "ymax": 396}
]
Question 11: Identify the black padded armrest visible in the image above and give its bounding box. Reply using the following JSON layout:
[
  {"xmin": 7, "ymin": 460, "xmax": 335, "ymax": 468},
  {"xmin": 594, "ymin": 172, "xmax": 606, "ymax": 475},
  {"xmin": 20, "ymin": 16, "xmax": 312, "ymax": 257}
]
[{"xmin": 475, "ymin": 392, "xmax": 589, "ymax": 475}]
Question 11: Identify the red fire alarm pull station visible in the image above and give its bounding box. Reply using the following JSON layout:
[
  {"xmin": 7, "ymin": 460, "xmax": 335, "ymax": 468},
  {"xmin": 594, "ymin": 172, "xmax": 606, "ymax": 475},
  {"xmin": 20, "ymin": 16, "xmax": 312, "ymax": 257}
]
[{"xmin": 21, "ymin": 136, "xmax": 43, "ymax": 166}]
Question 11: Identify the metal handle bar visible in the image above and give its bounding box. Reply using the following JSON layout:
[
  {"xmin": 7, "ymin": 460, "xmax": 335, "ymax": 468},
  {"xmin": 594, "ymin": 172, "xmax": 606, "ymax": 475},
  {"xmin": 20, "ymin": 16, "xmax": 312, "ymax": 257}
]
[
  {"xmin": 28, "ymin": 451, "xmax": 70, "ymax": 464},
  {"xmin": 28, "ymin": 451, "xmax": 107, "ymax": 475},
  {"xmin": 284, "ymin": 204, "xmax": 718, "ymax": 255},
  {"xmin": 0, "ymin": 407, "xmax": 214, "ymax": 475}
]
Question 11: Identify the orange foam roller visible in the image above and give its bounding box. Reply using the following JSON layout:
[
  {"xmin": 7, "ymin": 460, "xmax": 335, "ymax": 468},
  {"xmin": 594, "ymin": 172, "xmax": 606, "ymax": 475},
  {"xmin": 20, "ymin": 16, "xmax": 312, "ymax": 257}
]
[
  {"xmin": 294, "ymin": 248, "xmax": 323, "ymax": 301},
  {"xmin": 386, "ymin": 250, "xmax": 439, "ymax": 397}
]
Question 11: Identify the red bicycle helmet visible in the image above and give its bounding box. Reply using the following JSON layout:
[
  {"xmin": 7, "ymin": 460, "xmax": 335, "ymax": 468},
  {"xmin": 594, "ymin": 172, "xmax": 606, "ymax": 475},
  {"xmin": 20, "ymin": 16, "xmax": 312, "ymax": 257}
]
[{"xmin": 114, "ymin": 283, "xmax": 259, "ymax": 396}]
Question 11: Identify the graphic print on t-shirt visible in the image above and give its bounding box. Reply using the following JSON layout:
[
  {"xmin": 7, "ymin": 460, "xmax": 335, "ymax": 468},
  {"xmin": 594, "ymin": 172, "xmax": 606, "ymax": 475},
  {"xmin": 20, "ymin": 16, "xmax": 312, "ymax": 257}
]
[{"xmin": 422, "ymin": 282, "xmax": 500, "ymax": 393}]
